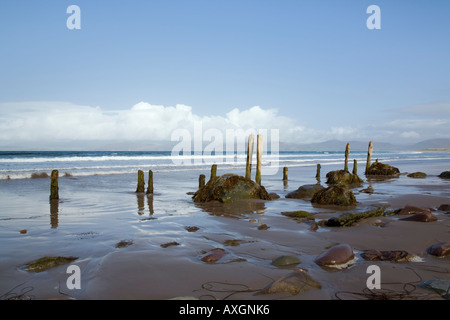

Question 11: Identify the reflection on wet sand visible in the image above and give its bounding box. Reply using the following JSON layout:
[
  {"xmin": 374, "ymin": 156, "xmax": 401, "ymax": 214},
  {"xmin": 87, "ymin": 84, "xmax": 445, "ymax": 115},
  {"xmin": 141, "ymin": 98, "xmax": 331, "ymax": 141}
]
[
  {"xmin": 49, "ymin": 199, "xmax": 59, "ymax": 228},
  {"xmin": 137, "ymin": 193, "xmax": 155, "ymax": 220},
  {"xmin": 194, "ymin": 199, "xmax": 267, "ymax": 219}
]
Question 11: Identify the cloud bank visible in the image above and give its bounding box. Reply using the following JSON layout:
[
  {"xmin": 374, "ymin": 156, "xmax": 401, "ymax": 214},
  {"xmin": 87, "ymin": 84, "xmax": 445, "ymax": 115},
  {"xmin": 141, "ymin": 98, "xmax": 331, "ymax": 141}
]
[{"xmin": 0, "ymin": 100, "xmax": 449, "ymax": 150}]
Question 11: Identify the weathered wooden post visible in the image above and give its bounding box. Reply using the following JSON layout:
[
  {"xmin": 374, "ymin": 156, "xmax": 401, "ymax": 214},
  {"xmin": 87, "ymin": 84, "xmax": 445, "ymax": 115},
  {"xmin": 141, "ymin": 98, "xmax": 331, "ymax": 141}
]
[
  {"xmin": 50, "ymin": 170, "xmax": 59, "ymax": 200},
  {"xmin": 365, "ymin": 141, "xmax": 373, "ymax": 175},
  {"xmin": 344, "ymin": 143, "xmax": 350, "ymax": 171},
  {"xmin": 283, "ymin": 167, "xmax": 288, "ymax": 181},
  {"xmin": 245, "ymin": 134, "xmax": 255, "ymax": 180},
  {"xmin": 255, "ymin": 134, "xmax": 263, "ymax": 185},
  {"xmin": 316, "ymin": 164, "xmax": 321, "ymax": 179},
  {"xmin": 210, "ymin": 164, "xmax": 217, "ymax": 181},
  {"xmin": 136, "ymin": 170, "xmax": 145, "ymax": 193},
  {"xmin": 149, "ymin": 171, "xmax": 154, "ymax": 194},
  {"xmin": 199, "ymin": 174, "xmax": 206, "ymax": 188},
  {"xmin": 353, "ymin": 159, "xmax": 357, "ymax": 175}
]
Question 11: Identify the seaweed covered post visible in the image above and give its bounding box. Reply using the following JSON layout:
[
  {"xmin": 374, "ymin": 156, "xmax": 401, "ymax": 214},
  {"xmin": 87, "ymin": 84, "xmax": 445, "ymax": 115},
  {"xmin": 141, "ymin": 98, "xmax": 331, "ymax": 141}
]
[
  {"xmin": 148, "ymin": 170, "xmax": 154, "ymax": 194},
  {"xmin": 199, "ymin": 174, "xmax": 206, "ymax": 188},
  {"xmin": 245, "ymin": 134, "xmax": 255, "ymax": 180},
  {"xmin": 283, "ymin": 167, "xmax": 288, "ymax": 181},
  {"xmin": 49, "ymin": 170, "xmax": 59, "ymax": 200},
  {"xmin": 352, "ymin": 159, "xmax": 357, "ymax": 175},
  {"xmin": 316, "ymin": 164, "xmax": 321, "ymax": 180},
  {"xmin": 344, "ymin": 143, "xmax": 350, "ymax": 172},
  {"xmin": 136, "ymin": 170, "xmax": 145, "ymax": 193},
  {"xmin": 210, "ymin": 164, "xmax": 217, "ymax": 181},
  {"xmin": 365, "ymin": 141, "xmax": 373, "ymax": 175},
  {"xmin": 255, "ymin": 134, "xmax": 263, "ymax": 185}
]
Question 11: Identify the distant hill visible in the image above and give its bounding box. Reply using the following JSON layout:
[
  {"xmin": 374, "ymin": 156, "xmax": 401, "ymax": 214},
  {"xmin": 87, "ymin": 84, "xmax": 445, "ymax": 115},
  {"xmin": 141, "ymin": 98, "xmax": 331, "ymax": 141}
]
[{"xmin": 411, "ymin": 138, "xmax": 450, "ymax": 150}]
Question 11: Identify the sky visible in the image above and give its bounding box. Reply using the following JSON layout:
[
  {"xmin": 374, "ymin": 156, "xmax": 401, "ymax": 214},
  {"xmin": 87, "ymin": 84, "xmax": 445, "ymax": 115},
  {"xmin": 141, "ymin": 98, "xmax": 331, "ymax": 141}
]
[{"xmin": 0, "ymin": 0, "xmax": 449, "ymax": 150}]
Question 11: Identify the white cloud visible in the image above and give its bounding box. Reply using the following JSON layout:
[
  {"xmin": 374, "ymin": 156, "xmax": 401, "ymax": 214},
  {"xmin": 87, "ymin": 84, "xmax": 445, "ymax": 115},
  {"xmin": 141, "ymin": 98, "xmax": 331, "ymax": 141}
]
[{"xmin": 0, "ymin": 100, "xmax": 449, "ymax": 149}]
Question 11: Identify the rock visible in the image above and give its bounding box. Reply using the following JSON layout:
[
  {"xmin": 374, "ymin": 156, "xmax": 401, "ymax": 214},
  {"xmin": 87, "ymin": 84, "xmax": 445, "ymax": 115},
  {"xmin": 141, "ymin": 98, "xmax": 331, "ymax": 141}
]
[
  {"xmin": 438, "ymin": 171, "xmax": 450, "ymax": 179},
  {"xmin": 400, "ymin": 211, "xmax": 437, "ymax": 222},
  {"xmin": 398, "ymin": 205, "xmax": 431, "ymax": 215},
  {"xmin": 26, "ymin": 256, "xmax": 78, "ymax": 273},
  {"xmin": 437, "ymin": 204, "xmax": 450, "ymax": 211},
  {"xmin": 407, "ymin": 172, "xmax": 427, "ymax": 178},
  {"xmin": 285, "ymin": 184, "xmax": 325, "ymax": 200},
  {"xmin": 255, "ymin": 270, "xmax": 321, "ymax": 296},
  {"xmin": 271, "ymin": 255, "xmax": 301, "ymax": 267},
  {"xmin": 281, "ymin": 210, "xmax": 314, "ymax": 221},
  {"xmin": 314, "ymin": 244, "xmax": 355, "ymax": 267},
  {"xmin": 325, "ymin": 170, "xmax": 363, "ymax": 186},
  {"xmin": 192, "ymin": 175, "xmax": 271, "ymax": 203},
  {"xmin": 311, "ymin": 185, "xmax": 357, "ymax": 207},
  {"xmin": 366, "ymin": 161, "xmax": 400, "ymax": 177},
  {"xmin": 161, "ymin": 241, "xmax": 180, "ymax": 248},
  {"xmin": 258, "ymin": 224, "xmax": 269, "ymax": 230},
  {"xmin": 268, "ymin": 193, "xmax": 280, "ymax": 200},
  {"xmin": 185, "ymin": 226, "xmax": 199, "ymax": 232},
  {"xmin": 426, "ymin": 241, "xmax": 450, "ymax": 257},
  {"xmin": 324, "ymin": 206, "xmax": 387, "ymax": 227},
  {"xmin": 20, "ymin": 229, "xmax": 27, "ymax": 234},
  {"xmin": 360, "ymin": 250, "xmax": 415, "ymax": 262},
  {"xmin": 115, "ymin": 240, "xmax": 133, "ymax": 248},
  {"xmin": 201, "ymin": 248, "xmax": 226, "ymax": 263}
]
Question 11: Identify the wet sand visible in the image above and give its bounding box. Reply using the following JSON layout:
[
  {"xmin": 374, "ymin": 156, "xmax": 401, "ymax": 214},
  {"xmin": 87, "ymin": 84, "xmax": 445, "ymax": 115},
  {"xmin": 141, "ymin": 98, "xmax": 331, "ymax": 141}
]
[{"xmin": 1, "ymin": 162, "xmax": 449, "ymax": 302}]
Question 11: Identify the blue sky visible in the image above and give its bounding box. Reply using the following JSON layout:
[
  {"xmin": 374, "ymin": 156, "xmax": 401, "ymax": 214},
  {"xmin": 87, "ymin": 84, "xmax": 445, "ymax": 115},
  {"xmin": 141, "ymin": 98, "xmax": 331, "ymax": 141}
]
[{"xmin": 0, "ymin": 0, "xmax": 449, "ymax": 149}]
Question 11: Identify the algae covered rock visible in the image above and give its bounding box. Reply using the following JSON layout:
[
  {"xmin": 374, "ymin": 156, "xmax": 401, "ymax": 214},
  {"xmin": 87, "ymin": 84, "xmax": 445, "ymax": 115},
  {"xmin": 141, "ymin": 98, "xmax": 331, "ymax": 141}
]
[
  {"xmin": 26, "ymin": 256, "xmax": 78, "ymax": 272},
  {"xmin": 192, "ymin": 175, "xmax": 271, "ymax": 203},
  {"xmin": 325, "ymin": 170, "xmax": 363, "ymax": 186},
  {"xmin": 281, "ymin": 210, "xmax": 314, "ymax": 221},
  {"xmin": 311, "ymin": 185, "xmax": 357, "ymax": 207},
  {"xmin": 407, "ymin": 172, "xmax": 427, "ymax": 179},
  {"xmin": 285, "ymin": 184, "xmax": 324, "ymax": 200},
  {"xmin": 324, "ymin": 206, "xmax": 387, "ymax": 227},
  {"xmin": 271, "ymin": 255, "xmax": 301, "ymax": 267},
  {"xmin": 365, "ymin": 161, "xmax": 400, "ymax": 176}
]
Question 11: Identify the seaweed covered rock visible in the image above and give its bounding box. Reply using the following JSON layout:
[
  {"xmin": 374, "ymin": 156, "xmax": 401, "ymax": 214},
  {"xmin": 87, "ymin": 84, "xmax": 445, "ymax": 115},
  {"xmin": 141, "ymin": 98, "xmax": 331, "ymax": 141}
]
[
  {"xmin": 311, "ymin": 185, "xmax": 357, "ymax": 207},
  {"xmin": 325, "ymin": 170, "xmax": 363, "ymax": 186},
  {"xmin": 407, "ymin": 172, "xmax": 427, "ymax": 179},
  {"xmin": 192, "ymin": 175, "xmax": 271, "ymax": 203},
  {"xmin": 285, "ymin": 184, "xmax": 324, "ymax": 199},
  {"xmin": 324, "ymin": 206, "xmax": 387, "ymax": 227},
  {"xmin": 365, "ymin": 160, "xmax": 400, "ymax": 177},
  {"xmin": 438, "ymin": 171, "xmax": 450, "ymax": 179},
  {"xmin": 26, "ymin": 256, "xmax": 78, "ymax": 273}
]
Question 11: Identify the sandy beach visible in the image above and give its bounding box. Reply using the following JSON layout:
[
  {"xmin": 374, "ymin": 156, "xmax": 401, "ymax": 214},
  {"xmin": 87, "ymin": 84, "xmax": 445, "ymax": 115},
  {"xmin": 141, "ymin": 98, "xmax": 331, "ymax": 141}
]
[{"xmin": 0, "ymin": 154, "xmax": 449, "ymax": 303}]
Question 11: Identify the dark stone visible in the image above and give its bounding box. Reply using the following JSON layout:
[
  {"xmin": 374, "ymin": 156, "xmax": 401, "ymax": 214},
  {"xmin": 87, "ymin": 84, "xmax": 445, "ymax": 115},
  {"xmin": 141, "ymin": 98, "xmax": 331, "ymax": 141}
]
[
  {"xmin": 360, "ymin": 250, "xmax": 413, "ymax": 262},
  {"xmin": 400, "ymin": 211, "xmax": 437, "ymax": 222},
  {"xmin": 311, "ymin": 185, "xmax": 357, "ymax": 207},
  {"xmin": 398, "ymin": 205, "xmax": 431, "ymax": 215},
  {"xmin": 438, "ymin": 171, "xmax": 450, "ymax": 179},
  {"xmin": 192, "ymin": 175, "xmax": 271, "ymax": 203},
  {"xmin": 366, "ymin": 161, "xmax": 400, "ymax": 177},
  {"xmin": 438, "ymin": 204, "xmax": 450, "ymax": 211},
  {"xmin": 426, "ymin": 241, "xmax": 450, "ymax": 257},
  {"xmin": 286, "ymin": 184, "xmax": 325, "ymax": 199}
]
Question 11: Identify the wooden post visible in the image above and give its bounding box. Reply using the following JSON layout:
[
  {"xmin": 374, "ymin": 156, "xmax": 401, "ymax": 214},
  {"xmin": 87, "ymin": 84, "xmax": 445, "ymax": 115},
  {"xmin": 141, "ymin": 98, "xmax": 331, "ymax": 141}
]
[
  {"xmin": 146, "ymin": 170, "xmax": 154, "ymax": 194},
  {"xmin": 352, "ymin": 159, "xmax": 357, "ymax": 175},
  {"xmin": 210, "ymin": 164, "xmax": 217, "ymax": 180},
  {"xmin": 344, "ymin": 143, "xmax": 350, "ymax": 172},
  {"xmin": 136, "ymin": 170, "xmax": 145, "ymax": 193},
  {"xmin": 245, "ymin": 134, "xmax": 254, "ymax": 180},
  {"xmin": 199, "ymin": 174, "xmax": 206, "ymax": 188},
  {"xmin": 283, "ymin": 167, "xmax": 288, "ymax": 181},
  {"xmin": 316, "ymin": 164, "xmax": 321, "ymax": 180},
  {"xmin": 255, "ymin": 134, "xmax": 263, "ymax": 185},
  {"xmin": 365, "ymin": 141, "xmax": 373, "ymax": 175},
  {"xmin": 50, "ymin": 170, "xmax": 59, "ymax": 200}
]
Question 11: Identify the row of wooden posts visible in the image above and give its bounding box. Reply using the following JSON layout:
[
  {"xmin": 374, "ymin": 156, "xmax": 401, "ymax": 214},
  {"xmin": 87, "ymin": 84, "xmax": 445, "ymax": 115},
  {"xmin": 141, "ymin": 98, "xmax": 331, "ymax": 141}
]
[{"xmin": 49, "ymin": 139, "xmax": 375, "ymax": 200}]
